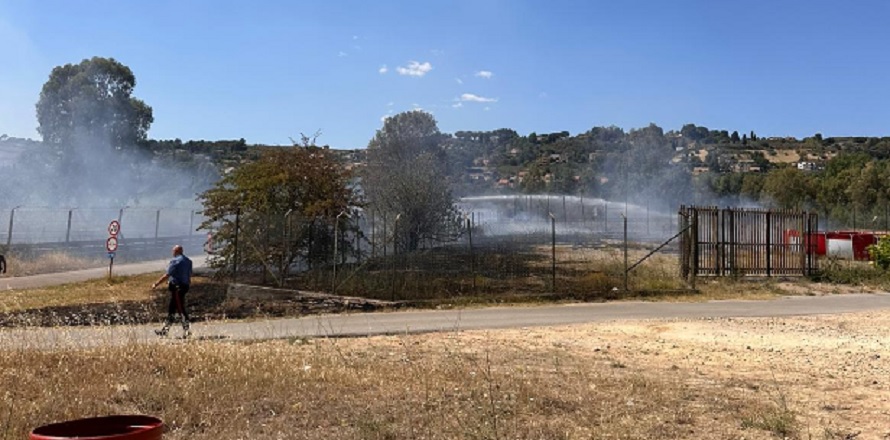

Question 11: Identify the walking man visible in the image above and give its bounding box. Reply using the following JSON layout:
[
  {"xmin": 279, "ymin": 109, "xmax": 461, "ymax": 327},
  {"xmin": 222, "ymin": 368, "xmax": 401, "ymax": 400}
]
[{"xmin": 152, "ymin": 244, "xmax": 193, "ymax": 338}]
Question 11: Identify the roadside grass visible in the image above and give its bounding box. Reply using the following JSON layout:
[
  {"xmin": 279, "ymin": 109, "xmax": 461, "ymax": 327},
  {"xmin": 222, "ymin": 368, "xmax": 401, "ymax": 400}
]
[
  {"xmin": 0, "ymin": 274, "xmax": 160, "ymax": 313},
  {"xmin": 0, "ymin": 333, "xmax": 792, "ymax": 440},
  {"xmin": 2, "ymin": 251, "xmax": 105, "ymax": 276},
  {"xmin": 0, "ymin": 262, "xmax": 806, "ymax": 317},
  {"xmin": 4, "ymin": 246, "xmax": 878, "ymax": 321},
  {"xmin": 813, "ymin": 259, "xmax": 890, "ymax": 289}
]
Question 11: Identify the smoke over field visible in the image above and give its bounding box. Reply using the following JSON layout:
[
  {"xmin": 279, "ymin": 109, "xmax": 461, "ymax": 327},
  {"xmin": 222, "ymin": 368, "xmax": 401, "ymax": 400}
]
[
  {"xmin": 458, "ymin": 194, "xmax": 677, "ymax": 242},
  {"xmin": 0, "ymin": 135, "xmax": 217, "ymax": 244}
]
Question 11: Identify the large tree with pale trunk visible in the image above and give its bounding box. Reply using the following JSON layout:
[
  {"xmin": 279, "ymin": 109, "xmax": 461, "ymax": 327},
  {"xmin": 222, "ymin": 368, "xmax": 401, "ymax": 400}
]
[{"xmin": 363, "ymin": 110, "xmax": 461, "ymax": 252}]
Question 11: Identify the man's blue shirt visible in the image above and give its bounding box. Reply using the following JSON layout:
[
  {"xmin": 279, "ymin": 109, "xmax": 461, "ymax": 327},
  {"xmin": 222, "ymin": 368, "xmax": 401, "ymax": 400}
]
[{"xmin": 166, "ymin": 254, "xmax": 192, "ymax": 286}]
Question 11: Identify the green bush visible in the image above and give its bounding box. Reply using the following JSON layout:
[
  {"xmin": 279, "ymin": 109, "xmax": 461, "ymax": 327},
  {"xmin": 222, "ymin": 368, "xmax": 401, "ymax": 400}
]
[{"xmin": 868, "ymin": 236, "xmax": 890, "ymax": 270}]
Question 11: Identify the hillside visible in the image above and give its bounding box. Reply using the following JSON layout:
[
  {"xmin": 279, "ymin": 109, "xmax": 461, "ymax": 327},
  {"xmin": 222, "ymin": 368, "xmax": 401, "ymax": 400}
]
[{"xmin": 8, "ymin": 122, "xmax": 890, "ymax": 229}]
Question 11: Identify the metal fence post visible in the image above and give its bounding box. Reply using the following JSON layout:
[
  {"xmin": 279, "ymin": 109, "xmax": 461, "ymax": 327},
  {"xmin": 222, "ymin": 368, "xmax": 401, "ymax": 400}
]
[
  {"xmin": 371, "ymin": 211, "xmax": 376, "ymax": 258},
  {"xmin": 604, "ymin": 202, "xmax": 609, "ymax": 233},
  {"xmin": 6, "ymin": 206, "xmax": 18, "ymax": 248},
  {"xmin": 390, "ymin": 214, "xmax": 401, "ymax": 301},
  {"xmin": 550, "ymin": 213, "xmax": 556, "ymax": 292},
  {"xmin": 233, "ymin": 208, "xmax": 240, "ymax": 283},
  {"xmin": 623, "ymin": 214, "xmax": 628, "ymax": 291},
  {"xmin": 766, "ymin": 211, "xmax": 772, "ymax": 277},
  {"xmin": 333, "ymin": 218, "xmax": 339, "ymax": 294},
  {"xmin": 333, "ymin": 211, "xmax": 348, "ymax": 294},
  {"xmin": 580, "ymin": 196, "xmax": 585, "ymax": 223},
  {"xmin": 66, "ymin": 209, "xmax": 74, "ymax": 243},
  {"xmin": 154, "ymin": 209, "xmax": 161, "ymax": 241},
  {"xmin": 354, "ymin": 219, "xmax": 361, "ymax": 264},
  {"xmin": 467, "ymin": 215, "xmax": 475, "ymax": 292}
]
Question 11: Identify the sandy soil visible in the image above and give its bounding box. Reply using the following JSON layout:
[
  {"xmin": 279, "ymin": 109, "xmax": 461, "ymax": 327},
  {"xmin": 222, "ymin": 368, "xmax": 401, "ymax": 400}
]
[{"xmin": 420, "ymin": 309, "xmax": 890, "ymax": 439}]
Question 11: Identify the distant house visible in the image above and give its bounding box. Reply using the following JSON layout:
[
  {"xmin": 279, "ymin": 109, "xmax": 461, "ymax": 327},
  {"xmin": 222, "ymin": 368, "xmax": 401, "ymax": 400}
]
[
  {"xmin": 731, "ymin": 159, "xmax": 760, "ymax": 173},
  {"xmin": 797, "ymin": 161, "xmax": 820, "ymax": 171}
]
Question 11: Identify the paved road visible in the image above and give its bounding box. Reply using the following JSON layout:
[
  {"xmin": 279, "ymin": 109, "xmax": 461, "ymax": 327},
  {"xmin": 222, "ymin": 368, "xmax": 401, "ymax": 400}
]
[
  {"xmin": 3, "ymin": 257, "xmax": 890, "ymax": 348},
  {"xmin": 0, "ymin": 255, "xmax": 210, "ymax": 290},
  {"xmin": 3, "ymin": 291, "xmax": 890, "ymax": 349}
]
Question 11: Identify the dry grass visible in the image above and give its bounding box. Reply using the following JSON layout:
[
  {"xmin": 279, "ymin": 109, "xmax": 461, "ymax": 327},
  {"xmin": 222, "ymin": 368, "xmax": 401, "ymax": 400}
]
[
  {"xmin": 0, "ymin": 253, "xmax": 789, "ymax": 318},
  {"xmin": 0, "ymin": 274, "xmax": 217, "ymax": 314},
  {"xmin": 755, "ymin": 149, "xmax": 801, "ymax": 164},
  {"xmin": 0, "ymin": 332, "xmax": 790, "ymax": 440},
  {"xmin": 3, "ymin": 251, "xmax": 105, "ymax": 276},
  {"xmin": 0, "ymin": 274, "xmax": 152, "ymax": 313}
]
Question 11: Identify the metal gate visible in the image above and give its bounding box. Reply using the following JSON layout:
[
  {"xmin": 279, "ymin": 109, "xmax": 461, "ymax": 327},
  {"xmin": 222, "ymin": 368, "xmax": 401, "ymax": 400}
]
[{"xmin": 679, "ymin": 206, "xmax": 818, "ymax": 280}]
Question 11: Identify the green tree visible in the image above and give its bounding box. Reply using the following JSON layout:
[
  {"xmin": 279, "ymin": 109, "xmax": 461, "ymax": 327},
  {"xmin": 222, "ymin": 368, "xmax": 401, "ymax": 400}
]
[
  {"xmin": 199, "ymin": 143, "xmax": 357, "ymax": 284},
  {"xmin": 762, "ymin": 167, "xmax": 813, "ymax": 209},
  {"xmin": 36, "ymin": 57, "xmax": 153, "ymax": 148},
  {"xmin": 364, "ymin": 111, "xmax": 460, "ymax": 252}
]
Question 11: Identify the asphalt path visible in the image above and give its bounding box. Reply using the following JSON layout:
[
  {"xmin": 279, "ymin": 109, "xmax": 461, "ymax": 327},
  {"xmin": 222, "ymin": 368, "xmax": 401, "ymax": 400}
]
[
  {"xmin": 3, "ymin": 289, "xmax": 890, "ymax": 350},
  {"xmin": 3, "ymin": 257, "xmax": 890, "ymax": 349},
  {"xmin": 0, "ymin": 255, "xmax": 210, "ymax": 290}
]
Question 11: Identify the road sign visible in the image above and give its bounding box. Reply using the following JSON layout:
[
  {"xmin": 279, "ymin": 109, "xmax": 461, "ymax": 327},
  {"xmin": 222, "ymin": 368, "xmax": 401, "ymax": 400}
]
[
  {"xmin": 108, "ymin": 220, "xmax": 121, "ymax": 236},
  {"xmin": 106, "ymin": 236, "xmax": 119, "ymax": 252},
  {"xmin": 107, "ymin": 252, "xmax": 116, "ymax": 259}
]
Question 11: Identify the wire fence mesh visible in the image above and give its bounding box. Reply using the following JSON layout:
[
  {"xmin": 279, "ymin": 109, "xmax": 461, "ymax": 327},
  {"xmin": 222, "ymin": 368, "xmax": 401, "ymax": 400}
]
[
  {"xmin": 0, "ymin": 207, "xmax": 206, "ymax": 265},
  {"xmin": 219, "ymin": 204, "xmax": 687, "ymax": 301}
]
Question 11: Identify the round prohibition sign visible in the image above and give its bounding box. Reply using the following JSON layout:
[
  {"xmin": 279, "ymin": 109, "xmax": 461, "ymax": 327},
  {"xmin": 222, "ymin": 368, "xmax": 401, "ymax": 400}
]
[
  {"xmin": 108, "ymin": 220, "xmax": 121, "ymax": 236},
  {"xmin": 106, "ymin": 236, "xmax": 119, "ymax": 252}
]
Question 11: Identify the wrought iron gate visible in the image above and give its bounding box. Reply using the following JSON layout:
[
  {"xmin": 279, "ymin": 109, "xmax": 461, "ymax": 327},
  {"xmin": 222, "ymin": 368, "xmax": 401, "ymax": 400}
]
[{"xmin": 679, "ymin": 206, "xmax": 819, "ymax": 280}]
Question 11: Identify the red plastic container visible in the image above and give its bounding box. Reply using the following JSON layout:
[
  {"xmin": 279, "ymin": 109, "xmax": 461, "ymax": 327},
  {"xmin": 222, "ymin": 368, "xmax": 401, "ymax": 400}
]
[{"xmin": 30, "ymin": 415, "xmax": 163, "ymax": 440}]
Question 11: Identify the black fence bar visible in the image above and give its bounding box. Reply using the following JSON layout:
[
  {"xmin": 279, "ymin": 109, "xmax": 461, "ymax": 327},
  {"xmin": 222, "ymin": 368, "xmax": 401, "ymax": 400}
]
[{"xmin": 679, "ymin": 206, "xmax": 818, "ymax": 278}]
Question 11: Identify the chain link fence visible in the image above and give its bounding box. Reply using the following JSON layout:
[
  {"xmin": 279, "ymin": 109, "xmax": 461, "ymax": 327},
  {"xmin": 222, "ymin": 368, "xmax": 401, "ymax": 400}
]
[
  {"xmin": 221, "ymin": 200, "xmax": 687, "ymax": 301},
  {"xmin": 0, "ymin": 207, "xmax": 205, "ymax": 263}
]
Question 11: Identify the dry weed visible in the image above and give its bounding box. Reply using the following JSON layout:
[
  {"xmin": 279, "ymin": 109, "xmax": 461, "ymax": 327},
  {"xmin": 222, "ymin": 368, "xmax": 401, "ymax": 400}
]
[
  {"xmin": 0, "ymin": 332, "xmax": 788, "ymax": 440},
  {"xmin": 3, "ymin": 252, "xmax": 104, "ymax": 277}
]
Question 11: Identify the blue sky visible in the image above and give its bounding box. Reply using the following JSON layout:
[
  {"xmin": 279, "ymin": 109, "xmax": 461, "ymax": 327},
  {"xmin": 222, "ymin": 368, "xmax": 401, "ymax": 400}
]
[{"xmin": 1, "ymin": 0, "xmax": 889, "ymax": 148}]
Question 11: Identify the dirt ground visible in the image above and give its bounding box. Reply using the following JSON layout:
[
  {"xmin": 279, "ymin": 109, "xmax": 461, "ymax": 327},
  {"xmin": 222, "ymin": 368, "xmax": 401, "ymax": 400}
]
[{"xmin": 434, "ymin": 309, "xmax": 890, "ymax": 438}]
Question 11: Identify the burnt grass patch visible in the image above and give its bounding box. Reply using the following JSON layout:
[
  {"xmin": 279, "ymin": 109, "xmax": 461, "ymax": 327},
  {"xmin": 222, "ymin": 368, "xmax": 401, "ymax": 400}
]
[
  {"xmin": 0, "ymin": 276, "xmax": 391, "ymax": 328},
  {"xmin": 3, "ymin": 242, "xmax": 691, "ymax": 328}
]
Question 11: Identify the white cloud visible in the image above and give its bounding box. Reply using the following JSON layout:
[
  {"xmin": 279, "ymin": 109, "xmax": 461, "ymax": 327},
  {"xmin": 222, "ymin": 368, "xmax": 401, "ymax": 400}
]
[
  {"xmin": 353, "ymin": 35, "xmax": 359, "ymax": 40},
  {"xmin": 455, "ymin": 78, "xmax": 464, "ymax": 85},
  {"xmin": 475, "ymin": 70, "xmax": 494, "ymax": 79},
  {"xmin": 484, "ymin": 107, "xmax": 491, "ymax": 111},
  {"xmin": 452, "ymin": 102, "xmax": 463, "ymax": 108},
  {"xmin": 397, "ymin": 61, "xmax": 433, "ymax": 77},
  {"xmin": 379, "ymin": 65, "xmax": 388, "ymax": 74},
  {"xmin": 387, "ymin": 102, "xmax": 395, "ymax": 107},
  {"xmin": 459, "ymin": 93, "xmax": 498, "ymax": 103},
  {"xmin": 431, "ymin": 49, "xmax": 445, "ymax": 56},
  {"xmin": 338, "ymin": 51, "xmax": 348, "ymax": 57},
  {"xmin": 539, "ymin": 92, "xmax": 549, "ymax": 99}
]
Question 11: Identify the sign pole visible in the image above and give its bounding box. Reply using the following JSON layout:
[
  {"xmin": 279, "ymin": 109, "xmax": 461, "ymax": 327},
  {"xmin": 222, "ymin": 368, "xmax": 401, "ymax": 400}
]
[{"xmin": 106, "ymin": 220, "xmax": 121, "ymax": 279}]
